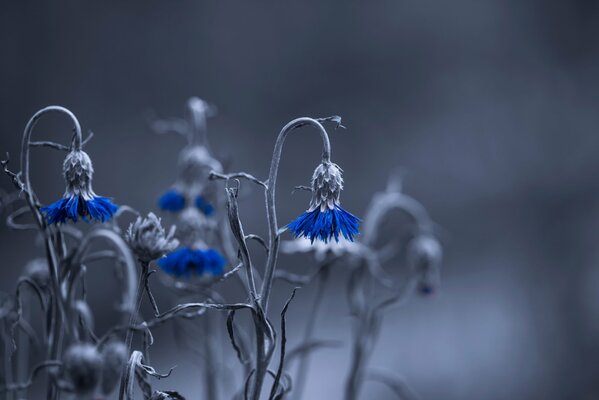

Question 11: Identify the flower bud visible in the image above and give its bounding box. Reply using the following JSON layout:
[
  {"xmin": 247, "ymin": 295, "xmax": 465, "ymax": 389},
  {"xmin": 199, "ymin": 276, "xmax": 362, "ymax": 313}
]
[
  {"xmin": 407, "ymin": 235, "xmax": 442, "ymax": 295},
  {"xmin": 63, "ymin": 150, "xmax": 94, "ymax": 199},
  {"xmin": 177, "ymin": 145, "xmax": 222, "ymax": 187},
  {"xmin": 99, "ymin": 340, "xmax": 128, "ymax": 395},
  {"xmin": 63, "ymin": 343, "xmax": 103, "ymax": 396},
  {"xmin": 126, "ymin": 213, "xmax": 179, "ymax": 263},
  {"xmin": 310, "ymin": 162, "xmax": 344, "ymax": 211}
]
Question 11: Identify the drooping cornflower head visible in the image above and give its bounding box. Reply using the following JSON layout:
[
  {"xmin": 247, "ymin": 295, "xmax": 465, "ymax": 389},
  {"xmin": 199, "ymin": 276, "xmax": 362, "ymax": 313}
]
[
  {"xmin": 125, "ymin": 213, "xmax": 179, "ymax": 263},
  {"xmin": 288, "ymin": 162, "xmax": 360, "ymax": 243},
  {"xmin": 157, "ymin": 146, "xmax": 221, "ymax": 214},
  {"xmin": 158, "ymin": 246, "xmax": 225, "ymax": 278},
  {"xmin": 41, "ymin": 150, "xmax": 118, "ymax": 224},
  {"xmin": 407, "ymin": 234, "xmax": 442, "ymax": 295}
]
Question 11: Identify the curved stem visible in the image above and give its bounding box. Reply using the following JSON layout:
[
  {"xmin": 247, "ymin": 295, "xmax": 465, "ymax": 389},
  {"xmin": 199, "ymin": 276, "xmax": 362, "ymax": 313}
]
[
  {"xmin": 187, "ymin": 97, "xmax": 210, "ymax": 147},
  {"xmin": 260, "ymin": 117, "xmax": 331, "ymax": 313},
  {"xmin": 19, "ymin": 106, "xmax": 81, "ymax": 400}
]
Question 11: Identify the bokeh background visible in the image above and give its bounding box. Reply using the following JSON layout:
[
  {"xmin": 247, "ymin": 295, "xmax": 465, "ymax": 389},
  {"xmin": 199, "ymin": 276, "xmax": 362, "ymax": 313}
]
[{"xmin": 2, "ymin": 1, "xmax": 599, "ymax": 399}]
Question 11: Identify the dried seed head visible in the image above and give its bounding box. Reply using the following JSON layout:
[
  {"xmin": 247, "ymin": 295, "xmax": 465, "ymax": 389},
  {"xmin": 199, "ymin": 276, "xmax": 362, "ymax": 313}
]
[
  {"xmin": 126, "ymin": 213, "xmax": 179, "ymax": 263},
  {"xmin": 23, "ymin": 258, "xmax": 50, "ymax": 289},
  {"xmin": 309, "ymin": 162, "xmax": 344, "ymax": 211},
  {"xmin": 99, "ymin": 340, "xmax": 128, "ymax": 395},
  {"xmin": 177, "ymin": 145, "xmax": 222, "ymax": 187},
  {"xmin": 63, "ymin": 150, "xmax": 95, "ymax": 200},
  {"xmin": 407, "ymin": 235, "xmax": 442, "ymax": 295},
  {"xmin": 63, "ymin": 343, "xmax": 103, "ymax": 396}
]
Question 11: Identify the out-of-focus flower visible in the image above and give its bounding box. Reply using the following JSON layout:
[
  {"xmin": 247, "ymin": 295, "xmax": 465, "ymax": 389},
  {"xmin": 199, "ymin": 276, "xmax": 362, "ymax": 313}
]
[
  {"xmin": 63, "ymin": 343, "xmax": 104, "ymax": 396},
  {"xmin": 41, "ymin": 150, "xmax": 118, "ymax": 224},
  {"xmin": 288, "ymin": 162, "xmax": 360, "ymax": 243},
  {"xmin": 99, "ymin": 340, "xmax": 128, "ymax": 396},
  {"xmin": 407, "ymin": 234, "xmax": 442, "ymax": 295},
  {"xmin": 158, "ymin": 189, "xmax": 186, "ymax": 212},
  {"xmin": 125, "ymin": 213, "xmax": 179, "ymax": 263},
  {"xmin": 281, "ymin": 237, "xmax": 361, "ymax": 262},
  {"xmin": 22, "ymin": 258, "xmax": 50, "ymax": 289},
  {"xmin": 177, "ymin": 145, "xmax": 222, "ymax": 187},
  {"xmin": 0, "ymin": 292, "xmax": 17, "ymax": 324},
  {"xmin": 158, "ymin": 247, "xmax": 225, "ymax": 278},
  {"xmin": 194, "ymin": 195, "xmax": 214, "ymax": 216}
]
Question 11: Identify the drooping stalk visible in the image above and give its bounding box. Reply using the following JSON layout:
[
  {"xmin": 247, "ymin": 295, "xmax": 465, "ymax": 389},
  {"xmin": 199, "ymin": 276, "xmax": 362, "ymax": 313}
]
[
  {"xmin": 260, "ymin": 117, "xmax": 331, "ymax": 313},
  {"xmin": 20, "ymin": 106, "xmax": 82, "ymax": 400},
  {"xmin": 247, "ymin": 118, "xmax": 331, "ymax": 400}
]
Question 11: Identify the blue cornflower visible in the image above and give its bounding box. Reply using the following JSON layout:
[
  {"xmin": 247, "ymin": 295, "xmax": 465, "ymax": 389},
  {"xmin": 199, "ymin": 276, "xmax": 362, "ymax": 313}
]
[
  {"xmin": 194, "ymin": 195, "xmax": 214, "ymax": 216},
  {"xmin": 158, "ymin": 247, "xmax": 225, "ymax": 278},
  {"xmin": 41, "ymin": 150, "xmax": 118, "ymax": 225},
  {"xmin": 158, "ymin": 189, "xmax": 186, "ymax": 212},
  {"xmin": 288, "ymin": 162, "xmax": 360, "ymax": 243}
]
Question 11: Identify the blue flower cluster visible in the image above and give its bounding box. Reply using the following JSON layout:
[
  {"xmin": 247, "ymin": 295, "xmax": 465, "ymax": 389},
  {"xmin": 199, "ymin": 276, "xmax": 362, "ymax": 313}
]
[
  {"xmin": 158, "ymin": 190, "xmax": 186, "ymax": 212},
  {"xmin": 194, "ymin": 195, "xmax": 214, "ymax": 216},
  {"xmin": 288, "ymin": 205, "xmax": 360, "ymax": 244},
  {"xmin": 42, "ymin": 195, "xmax": 118, "ymax": 224},
  {"xmin": 158, "ymin": 247, "xmax": 225, "ymax": 277},
  {"xmin": 158, "ymin": 190, "xmax": 214, "ymax": 216}
]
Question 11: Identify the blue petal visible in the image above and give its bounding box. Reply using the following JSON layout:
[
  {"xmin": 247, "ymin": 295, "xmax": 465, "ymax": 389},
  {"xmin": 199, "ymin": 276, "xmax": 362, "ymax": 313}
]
[
  {"xmin": 86, "ymin": 196, "xmax": 118, "ymax": 222},
  {"xmin": 159, "ymin": 247, "xmax": 226, "ymax": 278},
  {"xmin": 201, "ymin": 249, "xmax": 225, "ymax": 276},
  {"xmin": 195, "ymin": 195, "xmax": 214, "ymax": 217},
  {"xmin": 41, "ymin": 195, "xmax": 118, "ymax": 225},
  {"xmin": 287, "ymin": 205, "xmax": 360, "ymax": 244},
  {"xmin": 41, "ymin": 198, "xmax": 71, "ymax": 224},
  {"xmin": 158, "ymin": 190, "xmax": 186, "ymax": 212},
  {"xmin": 158, "ymin": 248, "xmax": 198, "ymax": 277}
]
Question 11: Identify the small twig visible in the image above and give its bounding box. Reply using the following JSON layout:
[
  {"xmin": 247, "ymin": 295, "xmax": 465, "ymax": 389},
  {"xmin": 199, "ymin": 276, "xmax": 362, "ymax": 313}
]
[
  {"xmin": 291, "ymin": 185, "xmax": 312, "ymax": 194},
  {"xmin": 245, "ymin": 234, "xmax": 269, "ymax": 254},
  {"xmin": 1, "ymin": 153, "xmax": 25, "ymax": 193},
  {"xmin": 28, "ymin": 141, "xmax": 69, "ymax": 151},
  {"xmin": 269, "ymin": 288, "xmax": 298, "ymax": 400},
  {"xmin": 145, "ymin": 270, "xmax": 160, "ymax": 317},
  {"xmin": 210, "ymin": 171, "xmax": 267, "ymax": 189},
  {"xmin": 0, "ymin": 360, "xmax": 61, "ymax": 392}
]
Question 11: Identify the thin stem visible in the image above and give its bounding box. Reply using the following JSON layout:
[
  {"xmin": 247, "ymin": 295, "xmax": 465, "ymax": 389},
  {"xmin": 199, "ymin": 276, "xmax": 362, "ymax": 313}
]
[
  {"xmin": 293, "ymin": 265, "xmax": 330, "ymax": 400},
  {"xmin": 20, "ymin": 106, "xmax": 81, "ymax": 400},
  {"xmin": 260, "ymin": 117, "xmax": 331, "ymax": 313},
  {"xmin": 119, "ymin": 261, "xmax": 149, "ymax": 400}
]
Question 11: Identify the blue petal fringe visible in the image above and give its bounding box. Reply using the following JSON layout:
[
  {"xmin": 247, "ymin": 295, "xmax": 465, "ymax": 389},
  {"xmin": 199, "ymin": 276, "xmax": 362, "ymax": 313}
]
[
  {"xmin": 195, "ymin": 195, "xmax": 214, "ymax": 216},
  {"xmin": 158, "ymin": 247, "xmax": 225, "ymax": 278},
  {"xmin": 287, "ymin": 205, "xmax": 360, "ymax": 244},
  {"xmin": 41, "ymin": 195, "xmax": 118, "ymax": 225},
  {"xmin": 158, "ymin": 190, "xmax": 186, "ymax": 212}
]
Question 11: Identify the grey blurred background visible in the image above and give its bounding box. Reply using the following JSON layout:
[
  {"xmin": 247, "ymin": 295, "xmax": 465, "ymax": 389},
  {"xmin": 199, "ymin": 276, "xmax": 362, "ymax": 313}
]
[{"xmin": 2, "ymin": 1, "xmax": 599, "ymax": 399}]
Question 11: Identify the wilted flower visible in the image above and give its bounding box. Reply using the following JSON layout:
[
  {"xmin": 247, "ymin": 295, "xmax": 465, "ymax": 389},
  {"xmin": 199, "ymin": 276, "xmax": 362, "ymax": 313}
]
[
  {"xmin": 194, "ymin": 195, "xmax": 214, "ymax": 216},
  {"xmin": 63, "ymin": 343, "xmax": 104, "ymax": 396},
  {"xmin": 407, "ymin": 234, "xmax": 442, "ymax": 295},
  {"xmin": 158, "ymin": 247, "xmax": 225, "ymax": 278},
  {"xmin": 22, "ymin": 258, "xmax": 50, "ymax": 289},
  {"xmin": 177, "ymin": 145, "xmax": 222, "ymax": 187},
  {"xmin": 158, "ymin": 189, "xmax": 186, "ymax": 212},
  {"xmin": 41, "ymin": 150, "xmax": 118, "ymax": 224},
  {"xmin": 125, "ymin": 213, "xmax": 179, "ymax": 263},
  {"xmin": 288, "ymin": 162, "xmax": 360, "ymax": 243},
  {"xmin": 99, "ymin": 340, "xmax": 128, "ymax": 395}
]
